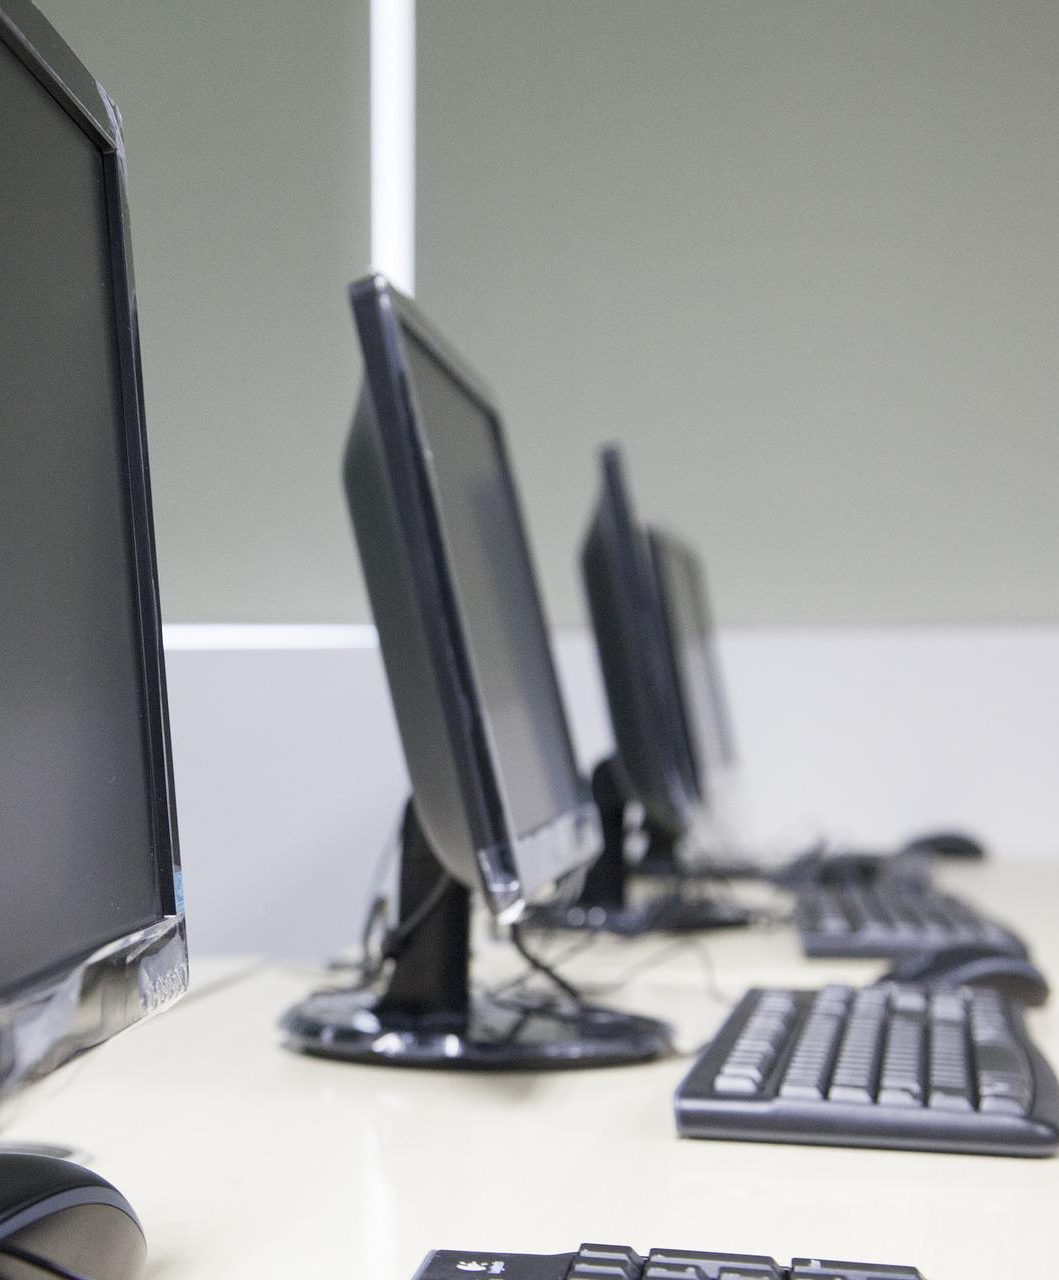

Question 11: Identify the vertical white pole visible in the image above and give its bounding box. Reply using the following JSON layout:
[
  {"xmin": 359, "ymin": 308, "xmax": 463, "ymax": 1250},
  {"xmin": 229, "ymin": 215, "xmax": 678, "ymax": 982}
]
[{"xmin": 370, "ymin": 0, "xmax": 416, "ymax": 296}]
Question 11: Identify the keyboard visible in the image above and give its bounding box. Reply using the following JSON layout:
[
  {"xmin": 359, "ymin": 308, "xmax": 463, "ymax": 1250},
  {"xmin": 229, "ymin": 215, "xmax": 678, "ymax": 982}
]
[
  {"xmin": 795, "ymin": 882, "xmax": 1026, "ymax": 958},
  {"xmin": 676, "ymin": 983, "xmax": 1059, "ymax": 1156},
  {"xmin": 412, "ymin": 1243, "xmax": 925, "ymax": 1279}
]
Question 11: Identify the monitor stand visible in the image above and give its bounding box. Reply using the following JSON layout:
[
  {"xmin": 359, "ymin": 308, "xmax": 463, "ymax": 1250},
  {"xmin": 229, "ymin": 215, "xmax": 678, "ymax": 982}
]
[
  {"xmin": 635, "ymin": 822, "xmax": 767, "ymax": 883},
  {"xmin": 525, "ymin": 758, "xmax": 754, "ymax": 937},
  {"xmin": 281, "ymin": 802, "xmax": 673, "ymax": 1069}
]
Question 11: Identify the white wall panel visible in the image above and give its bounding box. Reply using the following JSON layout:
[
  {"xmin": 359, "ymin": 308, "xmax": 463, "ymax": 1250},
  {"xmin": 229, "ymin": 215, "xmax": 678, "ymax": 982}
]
[{"xmin": 164, "ymin": 624, "xmax": 1059, "ymax": 960}]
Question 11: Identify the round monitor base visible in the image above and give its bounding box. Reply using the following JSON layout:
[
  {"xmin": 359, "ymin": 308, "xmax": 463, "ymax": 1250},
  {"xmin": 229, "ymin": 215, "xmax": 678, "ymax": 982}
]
[
  {"xmin": 281, "ymin": 988, "xmax": 672, "ymax": 1070},
  {"xmin": 527, "ymin": 896, "xmax": 752, "ymax": 938},
  {"xmin": 635, "ymin": 854, "xmax": 765, "ymax": 882}
]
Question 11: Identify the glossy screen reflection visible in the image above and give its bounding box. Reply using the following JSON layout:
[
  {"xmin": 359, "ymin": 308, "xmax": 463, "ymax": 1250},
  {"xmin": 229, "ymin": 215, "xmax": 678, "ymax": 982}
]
[{"xmin": 401, "ymin": 330, "xmax": 581, "ymax": 842}]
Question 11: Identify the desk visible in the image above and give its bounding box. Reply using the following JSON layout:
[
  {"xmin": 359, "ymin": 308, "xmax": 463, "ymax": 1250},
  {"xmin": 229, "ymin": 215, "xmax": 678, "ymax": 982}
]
[{"xmin": 7, "ymin": 860, "xmax": 1057, "ymax": 1279}]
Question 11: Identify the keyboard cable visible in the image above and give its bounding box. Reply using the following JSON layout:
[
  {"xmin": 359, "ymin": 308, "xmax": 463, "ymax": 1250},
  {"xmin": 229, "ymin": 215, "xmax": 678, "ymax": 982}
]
[{"xmin": 508, "ymin": 921, "xmax": 584, "ymax": 1004}]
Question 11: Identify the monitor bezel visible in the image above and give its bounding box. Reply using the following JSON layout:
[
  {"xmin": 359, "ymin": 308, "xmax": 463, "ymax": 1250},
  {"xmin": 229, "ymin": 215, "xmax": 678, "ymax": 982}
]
[
  {"xmin": 581, "ymin": 446, "xmax": 698, "ymax": 834},
  {"xmin": 348, "ymin": 275, "xmax": 600, "ymax": 920},
  {"xmin": 0, "ymin": 0, "xmax": 187, "ymax": 1103}
]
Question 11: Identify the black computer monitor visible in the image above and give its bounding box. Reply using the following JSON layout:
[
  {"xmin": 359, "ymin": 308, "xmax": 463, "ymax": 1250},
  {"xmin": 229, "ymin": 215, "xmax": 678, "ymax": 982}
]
[
  {"xmin": 583, "ymin": 446, "xmax": 698, "ymax": 833},
  {"xmin": 528, "ymin": 445, "xmax": 751, "ymax": 936},
  {"xmin": 281, "ymin": 277, "xmax": 670, "ymax": 1068},
  {"xmin": 347, "ymin": 281, "xmax": 600, "ymax": 918},
  {"xmin": 0, "ymin": 0, "xmax": 187, "ymax": 1272},
  {"xmin": 647, "ymin": 526, "xmax": 738, "ymax": 797}
]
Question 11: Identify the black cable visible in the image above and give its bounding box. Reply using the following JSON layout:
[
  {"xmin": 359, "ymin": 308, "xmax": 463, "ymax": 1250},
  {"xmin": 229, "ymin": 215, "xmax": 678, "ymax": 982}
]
[
  {"xmin": 509, "ymin": 922, "xmax": 584, "ymax": 1003},
  {"xmin": 325, "ymin": 870, "xmax": 454, "ymax": 994},
  {"xmin": 0, "ymin": 1242, "xmax": 94, "ymax": 1280},
  {"xmin": 380, "ymin": 870, "xmax": 453, "ymax": 960},
  {"xmin": 360, "ymin": 892, "xmax": 390, "ymax": 955},
  {"xmin": 584, "ymin": 935, "xmax": 698, "ymax": 995},
  {"xmin": 490, "ymin": 931, "xmax": 600, "ymax": 997}
]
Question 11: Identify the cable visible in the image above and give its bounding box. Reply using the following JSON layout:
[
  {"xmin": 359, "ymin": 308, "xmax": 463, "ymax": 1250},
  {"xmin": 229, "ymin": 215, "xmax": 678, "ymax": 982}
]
[
  {"xmin": 508, "ymin": 922, "xmax": 584, "ymax": 1003},
  {"xmin": 0, "ymin": 1242, "xmax": 94, "ymax": 1280},
  {"xmin": 325, "ymin": 868, "xmax": 455, "ymax": 995},
  {"xmin": 489, "ymin": 931, "xmax": 600, "ymax": 998},
  {"xmin": 380, "ymin": 870, "xmax": 453, "ymax": 960},
  {"xmin": 584, "ymin": 936, "xmax": 699, "ymax": 994}
]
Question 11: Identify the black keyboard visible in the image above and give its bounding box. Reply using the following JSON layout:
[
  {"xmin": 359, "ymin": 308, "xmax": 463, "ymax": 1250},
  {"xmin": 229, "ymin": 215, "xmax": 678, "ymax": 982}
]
[
  {"xmin": 795, "ymin": 883, "xmax": 1026, "ymax": 958},
  {"xmin": 676, "ymin": 983, "xmax": 1059, "ymax": 1156},
  {"xmin": 413, "ymin": 1243, "xmax": 925, "ymax": 1279}
]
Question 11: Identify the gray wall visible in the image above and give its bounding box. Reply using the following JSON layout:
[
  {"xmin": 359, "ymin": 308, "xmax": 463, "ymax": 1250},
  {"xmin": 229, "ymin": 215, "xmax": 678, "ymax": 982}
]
[
  {"xmin": 34, "ymin": 2, "xmax": 1059, "ymax": 627},
  {"xmin": 418, "ymin": 1, "xmax": 1059, "ymax": 626},
  {"xmin": 37, "ymin": 0, "xmax": 373, "ymax": 622}
]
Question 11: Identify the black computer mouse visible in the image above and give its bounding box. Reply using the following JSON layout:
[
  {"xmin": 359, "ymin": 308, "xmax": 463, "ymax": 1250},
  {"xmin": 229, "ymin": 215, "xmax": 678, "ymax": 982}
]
[
  {"xmin": 882, "ymin": 945, "xmax": 1050, "ymax": 1007},
  {"xmin": 900, "ymin": 830, "xmax": 987, "ymax": 861},
  {"xmin": 0, "ymin": 1154, "xmax": 146, "ymax": 1280}
]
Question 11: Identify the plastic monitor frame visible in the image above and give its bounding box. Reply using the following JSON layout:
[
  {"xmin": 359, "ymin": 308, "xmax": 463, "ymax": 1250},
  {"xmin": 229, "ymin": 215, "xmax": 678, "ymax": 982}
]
[
  {"xmin": 281, "ymin": 277, "xmax": 671, "ymax": 1069},
  {"xmin": 526, "ymin": 445, "xmax": 751, "ymax": 937},
  {"xmin": 0, "ymin": 0, "xmax": 187, "ymax": 1115},
  {"xmin": 0, "ymin": 1, "xmax": 187, "ymax": 1269}
]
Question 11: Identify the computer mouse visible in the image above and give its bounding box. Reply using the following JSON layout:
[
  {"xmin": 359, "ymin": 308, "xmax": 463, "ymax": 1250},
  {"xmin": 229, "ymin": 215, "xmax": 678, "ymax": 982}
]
[
  {"xmin": 882, "ymin": 945, "xmax": 1050, "ymax": 1007},
  {"xmin": 0, "ymin": 1153, "xmax": 146, "ymax": 1280},
  {"xmin": 900, "ymin": 830, "xmax": 987, "ymax": 861}
]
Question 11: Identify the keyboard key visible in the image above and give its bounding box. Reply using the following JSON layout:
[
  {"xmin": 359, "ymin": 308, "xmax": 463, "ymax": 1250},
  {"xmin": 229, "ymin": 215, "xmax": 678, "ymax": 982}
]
[
  {"xmin": 790, "ymin": 1260, "xmax": 925, "ymax": 1278},
  {"xmin": 570, "ymin": 1267, "xmax": 636, "ymax": 1279},
  {"xmin": 715, "ymin": 992, "xmax": 798, "ymax": 1094},
  {"xmin": 877, "ymin": 1014, "xmax": 924, "ymax": 1106},
  {"xmin": 928, "ymin": 1086, "xmax": 973, "ymax": 1112},
  {"xmin": 890, "ymin": 986, "xmax": 927, "ymax": 1015},
  {"xmin": 646, "ymin": 1250, "xmax": 782, "ymax": 1279},
  {"xmin": 929, "ymin": 992, "xmax": 966, "ymax": 1024},
  {"xmin": 827, "ymin": 999, "xmax": 887, "ymax": 1101},
  {"xmin": 713, "ymin": 1074, "xmax": 760, "ymax": 1096},
  {"xmin": 570, "ymin": 1245, "xmax": 641, "ymax": 1280},
  {"xmin": 927, "ymin": 1016, "xmax": 972, "ymax": 1110}
]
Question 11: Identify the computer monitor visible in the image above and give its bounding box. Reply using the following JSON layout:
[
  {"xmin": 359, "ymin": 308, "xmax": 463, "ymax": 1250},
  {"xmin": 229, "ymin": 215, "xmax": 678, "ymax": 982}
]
[
  {"xmin": 281, "ymin": 277, "xmax": 670, "ymax": 1068},
  {"xmin": 583, "ymin": 446, "xmax": 698, "ymax": 833},
  {"xmin": 526, "ymin": 445, "xmax": 751, "ymax": 935},
  {"xmin": 647, "ymin": 526, "xmax": 738, "ymax": 798},
  {"xmin": 347, "ymin": 280, "xmax": 600, "ymax": 918},
  {"xmin": 0, "ymin": 0, "xmax": 187, "ymax": 1272},
  {"xmin": 530, "ymin": 450, "xmax": 747, "ymax": 931}
]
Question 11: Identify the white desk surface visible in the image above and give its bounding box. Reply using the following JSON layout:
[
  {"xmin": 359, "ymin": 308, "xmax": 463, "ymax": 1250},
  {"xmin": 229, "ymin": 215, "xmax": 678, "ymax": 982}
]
[{"xmin": 7, "ymin": 859, "xmax": 1058, "ymax": 1280}]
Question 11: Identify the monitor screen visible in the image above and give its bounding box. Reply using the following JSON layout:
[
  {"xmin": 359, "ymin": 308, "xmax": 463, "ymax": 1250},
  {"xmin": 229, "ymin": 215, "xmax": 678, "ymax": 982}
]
[
  {"xmin": 400, "ymin": 329, "xmax": 581, "ymax": 841},
  {"xmin": 0, "ymin": 24, "xmax": 173, "ymax": 1001},
  {"xmin": 649, "ymin": 530, "xmax": 736, "ymax": 795}
]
